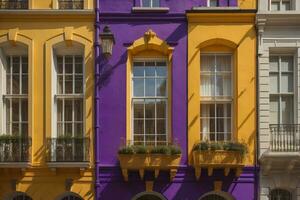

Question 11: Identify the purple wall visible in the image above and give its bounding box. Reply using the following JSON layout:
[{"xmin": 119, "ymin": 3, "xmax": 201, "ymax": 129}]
[{"xmin": 95, "ymin": 0, "xmax": 255, "ymax": 200}]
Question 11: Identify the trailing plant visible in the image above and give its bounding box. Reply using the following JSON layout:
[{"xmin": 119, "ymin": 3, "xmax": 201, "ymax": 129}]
[
  {"xmin": 118, "ymin": 145, "xmax": 135, "ymax": 155},
  {"xmin": 118, "ymin": 144, "xmax": 182, "ymax": 155},
  {"xmin": 0, "ymin": 134, "xmax": 22, "ymax": 140},
  {"xmin": 193, "ymin": 141, "xmax": 247, "ymax": 156},
  {"xmin": 169, "ymin": 145, "xmax": 182, "ymax": 155},
  {"xmin": 209, "ymin": 142, "xmax": 223, "ymax": 150},
  {"xmin": 223, "ymin": 142, "xmax": 247, "ymax": 155},
  {"xmin": 193, "ymin": 142, "xmax": 209, "ymax": 151},
  {"xmin": 133, "ymin": 145, "xmax": 148, "ymax": 154},
  {"xmin": 150, "ymin": 146, "xmax": 170, "ymax": 155}
]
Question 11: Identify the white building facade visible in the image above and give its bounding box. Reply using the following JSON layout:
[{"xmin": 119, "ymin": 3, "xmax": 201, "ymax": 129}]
[{"xmin": 257, "ymin": 0, "xmax": 300, "ymax": 199}]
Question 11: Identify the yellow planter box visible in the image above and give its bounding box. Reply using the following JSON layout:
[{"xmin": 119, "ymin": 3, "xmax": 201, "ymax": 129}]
[
  {"xmin": 118, "ymin": 154, "xmax": 181, "ymax": 181},
  {"xmin": 192, "ymin": 150, "xmax": 245, "ymax": 179}
]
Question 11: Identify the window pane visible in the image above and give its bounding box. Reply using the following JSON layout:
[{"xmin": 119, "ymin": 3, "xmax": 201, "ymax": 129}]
[
  {"xmin": 57, "ymin": 123, "xmax": 63, "ymax": 137},
  {"xmin": 145, "ymin": 66, "xmax": 155, "ymax": 76},
  {"xmin": 22, "ymin": 58, "xmax": 28, "ymax": 74},
  {"xmin": 210, "ymin": 0, "xmax": 218, "ymax": 7},
  {"xmin": 216, "ymin": 104, "xmax": 224, "ymax": 117},
  {"xmin": 270, "ymin": 96, "xmax": 279, "ymax": 124},
  {"xmin": 281, "ymin": 73, "xmax": 293, "ymax": 93},
  {"xmin": 270, "ymin": 56, "xmax": 279, "ymax": 72},
  {"xmin": 281, "ymin": 56, "xmax": 293, "ymax": 72},
  {"xmin": 152, "ymin": 0, "xmax": 160, "ymax": 7},
  {"xmin": 57, "ymin": 75, "xmax": 63, "ymax": 94},
  {"xmin": 74, "ymin": 123, "xmax": 83, "ymax": 137},
  {"xmin": 145, "ymin": 100, "xmax": 155, "ymax": 118},
  {"xmin": 21, "ymin": 99, "xmax": 28, "ymax": 121},
  {"xmin": 201, "ymin": 55, "xmax": 214, "ymax": 72},
  {"xmin": 74, "ymin": 100, "xmax": 83, "ymax": 121},
  {"xmin": 271, "ymin": 2, "xmax": 280, "ymax": 10},
  {"xmin": 216, "ymin": 55, "xmax": 231, "ymax": 72},
  {"xmin": 133, "ymin": 100, "xmax": 144, "ymax": 118},
  {"xmin": 145, "ymin": 120, "xmax": 155, "ymax": 134},
  {"xmin": 281, "ymin": 96, "xmax": 293, "ymax": 124},
  {"xmin": 65, "ymin": 75, "xmax": 73, "ymax": 94},
  {"xmin": 156, "ymin": 66, "xmax": 167, "ymax": 77},
  {"xmin": 75, "ymin": 56, "xmax": 83, "ymax": 73},
  {"xmin": 57, "ymin": 99, "xmax": 63, "ymax": 122},
  {"xmin": 12, "ymin": 99, "xmax": 19, "ymax": 122},
  {"xmin": 156, "ymin": 78, "xmax": 166, "ymax": 96},
  {"xmin": 12, "ymin": 123, "xmax": 19, "ymax": 136},
  {"xmin": 282, "ymin": 1, "xmax": 291, "ymax": 10},
  {"xmin": 200, "ymin": 75, "xmax": 214, "ymax": 96},
  {"xmin": 145, "ymin": 78, "xmax": 155, "ymax": 96},
  {"xmin": 12, "ymin": 57, "xmax": 20, "ymax": 73},
  {"xmin": 270, "ymin": 74, "xmax": 279, "ymax": 93},
  {"xmin": 12, "ymin": 74, "xmax": 20, "ymax": 94},
  {"xmin": 65, "ymin": 56, "xmax": 73, "ymax": 74},
  {"xmin": 21, "ymin": 123, "xmax": 28, "ymax": 136},
  {"xmin": 133, "ymin": 78, "xmax": 144, "ymax": 97},
  {"xmin": 22, "ymin": 75, "xmax": 28, "ymax": 94},
  {"xmin": 133, "ymin": 67, "xmax": 144, "ymax": 77},
  {"xmin": 142, "ymin": 0, "xmax": 151, "ymax": 7},
  {"xmin": 64, "ymin": 100, "xmax": 72, "ymax": 121},
  {"xmin": 57, "ymin": 56, "xmax": 63, "ymax": 74},
  {"xmin": 75, "ymin": 75, "xmax": 83, "ymax": 93},
  {"xmin": 64, "ymin": 123, "xmax": 72, "ymax": 137},
  {"xmin": 156, "ymin": 100, "xmax": 166, "ymax": 118},
  {"xmin": 134, "ymin": 120, "xmax": 144, "ymax": 135},
  {"xmin": 6, "ymin": 75, "xmax": 11, "ymax": 94},
  {"xmin": 157, "ymin": 119, "xmax": 166, "ymax": 134}
]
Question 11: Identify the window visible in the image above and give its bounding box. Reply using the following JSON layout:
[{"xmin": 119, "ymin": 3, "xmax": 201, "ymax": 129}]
[
  {"xmin": 4, "ymin": 56, "xmax": 28, "ymax": 137},
  {"xmin": 269, "ymin": 56, "xmax": 294, "ymax": 124},
  {"xmin": 271, "ymin": 0, "xmax": 291, "ymax": 11},
  {"xmin": 270, "ymin": 189, "xmax": 292, "ymax": 200},
  {"xmin": 58, "ymin": 0, "xmax": 84, "ymax": 9},
  {"xmin": 0, "ymin": 0, "xmax": 29, "ymax": 9},
  {"xmin": 200, "ymin": 54, "xmax": 232, "ymax": 141},
  {"xmin": 55, "ymin": 55, "xmax": 84, "ymax": 138},
  {"xmin": 141, "ymin": 0, "xmax": 160, "ymax": 7},
  {"xmin": 132, "ymin": 60, "xmax": 167, "ymax": 146},
  {"xmin": 208, "ymin": 0, "xmax": 229, "ymax": 7}
]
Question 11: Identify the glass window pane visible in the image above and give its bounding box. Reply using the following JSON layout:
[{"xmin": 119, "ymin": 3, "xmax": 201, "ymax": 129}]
[
  {"xmin": 156, "ymin": 78, "xmax": 166, "ymax": 96},
  {"xmin": 145, "ymin": 67, "xmax": 155, "ymax": 76},
  {"xmin": 134, "ymin": 120, "xmax": 144, "ymax": 135},
  {"xmin": 201, "ymin": 55, "xmax": 214, "ymax": 72},
  {"xmin": 74, "ymin": 123, "xmax": 83, "ymax": 137},
  {"xmin": 152, "ymin": 0, "xmax": 160, "ymax": 7},
  {"xmin": 156, "ymin": 66, "xmax": 167, "ymax": 77},
  {"xmin": 270, "ymin": 56, "xmax": 279, "ymax": 71},
  {"xmin": 21, "ymin": 99, "xmax": 28, "ymax": 122},
  {"xmin": 145, "ymin": 78, "xmax": 155, "ymax": 96},
  {"xmin": 75, "ymin": 75, "xmax": 83, "ymax": 93},
  {"xmin": 64, "ymin": 123, "xmax": 72, "ymax": 137},
  {"xmin": 12, "ymin": 57, "xmax": 20, "ymax": 73},
  {"xmin": 21, "ymin": 123, "xmax": 28, "ymax": 136},
  {"xmin": 12, "ymin": 99, "xmax": 19, "ymax": 122},
  {"xmin": 65, "ymin": 75, "xmax": 73, "ymax": 94},
  {"xmin": 270, "ymin": 96, "xmax": 279, "ymax": 124},
  {"xmin": 282, "ymin": 1, "xmax": 290, "ymax": 10},
  {"xmin": 157, "ymin": 119, "xmax": 166, "ymax": 134},
  {"xmin": 57, "ymin": 99, "xmax": 63, "ymax": 122},
  {"xmin": 57, "ymin": 123, "xmax": 63, "ymax": 137},
  {"xmin": 200, "ymin": 75, "xmax": 214, "ymax": 96},
  {"xmin": 57, "ymin": 56, "xmax": 63, "ymax": 74},
  {"xmin": 6, "ymin": 75, "xmax": 11, "ymax": 94},
  {"xmin": 142, "ymin": 0, "xmax": 150, "ymax": 7},
  {"xmin": 271, "ymin": 2, "xmax": 280, "ymax": 11},
  {"xmin": 210, "ymin": 0, "xmax": 218, "ymax": 7},
  {"xmin": 216, "ymin": 55, "xmax": 231, "ymax": 72},
  {"xmin": 64, "ymin": 100, "xmax": 72, "ymax": 121},
  {"xmin": 270, "ymin": 74, "xmax": 279, "ymax": 93},
  {"xmin": 133, "ymin": 67, "xmax": 144, "ymax": 77},
  {"xmin": 12, "ymin": 123, "xmax": 19, "ymax": 136},
  {"xmin": 133, "ymin": 78, "xmax": 144, "ymax": 97},
  {"xmin": 22, "ymin": 60, "xmax": 28, "ymax": 74},
  {"xmin": 74, "ymin": 100, "xmax": 83, "ymax": 121},
  {"xmin": 57, "ymin": 75, "xmax": 63, "ymax": 94},
  {"xmin": 65, "ymin": 56, "xmax": 73, "ymax": 74},
  {"xmin": 281, "ymin": 73, "xmax": 293, "ymax": 93},
  {"xmin": 281, "ymin": 56, "xmax": 293, "ymax": 72},
  {"xmin": 12, "ymin": 74, "xmax": 20, "ymax": 94},
  {"xmin": 216, "ymin": 104, "xmax": 224, "ymax": 117},
  {"xmin": 145, "ymin": 100, "xmax": 155, "ymax": 118},
  {"xmin": 133, "ymin": 100, "xmax": 144, "ymax": 118},
  {"xmin": 22, "ymin": 75, "xmax": 28, "ymax": 94},
  {"xmin": 281, "ymin": 96, "xmax": 293, "ymax": 124},
  {"xmin": 145, "ymin": 120, "xmax": 155, "ymax": 134},
  {"xmin": 156, "ymin": 100, "xmax": 166, "ymax": 118},
  {"xmin": 75, "ymin": 56, "xmax": 83, "ymax": 74}
]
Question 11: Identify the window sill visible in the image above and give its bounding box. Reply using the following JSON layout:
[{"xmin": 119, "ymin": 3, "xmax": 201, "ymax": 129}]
[
  {"xmin": 47, "ymin": 162, "xmax": 89, "ymax": 168},
  {"xmin": 0, "ymin": 162, "xmax": 31, "ymax": 168},
  {"xmin": 192, "ymin": 6, "xmax": 239, "ymax": 11},
  {"xmin": 132, "ymin": 7, "xmax": 169, "ymax": 13}
]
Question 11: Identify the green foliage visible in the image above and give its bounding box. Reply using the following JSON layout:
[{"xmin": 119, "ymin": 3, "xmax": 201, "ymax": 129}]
[
  {"xmin": 133, "ymin": 145, "xmax": 147, "ymax": 154},
  {"xmin": 0, "ymin": 134, "xmax": 22, "ymax": 140},
  {"xmin": 193, "ymin": 141, "xmax": 247, "ymax": 155},
  {"xmin": 118, "ymin": 145, "xmax": 182, "ymax": 155},
  {"xmin": 193, "ymin": 142, "xmax": 209, "ymax": 151},
  {"xmin": 169, "ymin": 145, "xmax": 182, "ymax": 155},
  {"xmin": 118, "ymin": 146, "xmax": 135, "ymax": 155},
  {"xmin": 150, "ymin": 146, "xmax": 170, "ymax": 155},
  {"xmin": 223, "ymin": 142, "xmax": 247, "ymax": 155}
]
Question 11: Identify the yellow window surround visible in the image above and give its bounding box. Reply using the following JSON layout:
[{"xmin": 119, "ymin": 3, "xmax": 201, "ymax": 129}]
[{"xmin": 126, "ymin": 30, "xmax": 174, "ymax": 145}]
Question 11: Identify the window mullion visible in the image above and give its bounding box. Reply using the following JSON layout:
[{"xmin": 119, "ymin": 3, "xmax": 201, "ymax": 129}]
[
  {"xmin": 279, "ymin": 56, "xmax": 282, "ymax": 124},
  {"xmin": 20, "ymin": 56, "xmax": 22, "ymax": 95},
  {"xmin": 10, "ymin": 56, "xmax": 12, "ymax": 95},
  {"xmin": 63, "ymin": 56, "xmax": 65, "ymax": 94}
]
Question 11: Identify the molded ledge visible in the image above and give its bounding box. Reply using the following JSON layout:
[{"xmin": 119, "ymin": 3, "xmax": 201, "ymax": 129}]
[
  {"xmin": 192, "ymin": 7, "xmax": 239, "ymax": 11},
  {"xmin": 132, "ymin": 7, "xmax": 169, "ymax": 13},
  {"xmin": 0, "ymin": 162, "xmax": 31, "ymax": 168},
  {"xmin": 47, "ymin": 162, "xmax": 90, "ymax": 168}
]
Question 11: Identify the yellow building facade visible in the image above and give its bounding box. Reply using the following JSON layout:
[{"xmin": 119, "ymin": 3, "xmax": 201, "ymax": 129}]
[
  {"xmin": 0, "ymin": 0, "xmax": 94, "ymax": 199},
  {"xmin": 187, "ymin": 1, "xmax": 257, "ymax": 168}
]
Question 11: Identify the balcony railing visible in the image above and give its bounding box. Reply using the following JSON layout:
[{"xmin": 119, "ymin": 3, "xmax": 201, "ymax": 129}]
[
  {"xmin": 0, "ymin": 0, "xmax": 28, "ymax": 9},
  {"xmin": 0, "ymin": 137, "xmax": 31, "ymax": 162},
  {"xmin": 270, "ymin": 124, "xmax": 300, "ymax": 152},
  {"xmin": 47, "ymin": 137, "xmax": 89, "ymax": 162},
  {"xmin": 58, "ymin": 0, "xmax": 83, "ymax": 9}
]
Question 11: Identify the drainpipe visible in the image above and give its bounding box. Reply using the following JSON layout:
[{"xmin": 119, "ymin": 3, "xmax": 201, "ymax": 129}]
[{"xmin": 94, "ymin": 0, "xmax": 100, "ymax": 199}]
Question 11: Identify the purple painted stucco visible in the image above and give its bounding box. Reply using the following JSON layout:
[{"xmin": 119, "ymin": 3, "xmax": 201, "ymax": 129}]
[{"xmin": 95, "ymin": 0, "xmax": 255, "ymax": 200}]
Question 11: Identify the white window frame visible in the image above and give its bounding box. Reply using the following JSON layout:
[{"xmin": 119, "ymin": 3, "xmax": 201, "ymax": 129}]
[
  {"xmin": 200, "ymin": 53, "xmax": 233, "ymax": 142},
  {"xmin": 269, "ymin": 0, "xmax": 293, "ymax": 11},
  {"xmin": 131, "ymin": 58, "xmax": 168, "ymax": 146},
  {"xmin": 52, "ymin": 53, "xmax": 85, "ymax": 138},
  {"xmin": 140, "ymin": 0, "xmax": 160, "ymax": 8},
  {"xmin": 269, "ymin": 54, "xmax": 296, "ymax": 124},
  {"xmin": 0, "ymin": 51, "xmax": 28, "ymax": 137}
]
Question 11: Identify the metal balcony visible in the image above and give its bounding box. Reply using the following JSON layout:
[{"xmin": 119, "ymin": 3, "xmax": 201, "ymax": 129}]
[
  {"xmin": 0, "ymin": 0, "xmax": 28, "ymax": 9},
  {"xmin": 47, "ymin": 137, "xmax": 89, "ymax": 162},
  {"xmin": 270, "ymin": 124, "xmax": 300, "ymax": 152},
  {"xmin": 58, "ymin": 0, "xmax": 83, "ymax": 9},
  {"xmin": 0, "ymin": 137, "xmax": 31, "ymax": 162}
]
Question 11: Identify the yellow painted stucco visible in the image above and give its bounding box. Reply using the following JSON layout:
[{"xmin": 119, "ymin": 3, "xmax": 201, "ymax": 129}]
[
  {"xmin": 0, "ymin": 2, "xmax": 94, "ymax": 199},
  {"xmin": 187, "ymin": 13, "xmax": 257, "ymax": 165}
]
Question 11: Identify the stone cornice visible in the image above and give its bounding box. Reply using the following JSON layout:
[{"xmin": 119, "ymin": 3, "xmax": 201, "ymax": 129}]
[{"xmin": 257, "ymin": 12, "xmax": 300, "ymax": 26}]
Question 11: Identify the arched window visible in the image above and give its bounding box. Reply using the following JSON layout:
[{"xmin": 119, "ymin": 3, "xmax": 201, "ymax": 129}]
[
  {"xmin": 56, "ymin": 192, "xmax": 83, "ymax": 200},
  {"xmin": 7, "ymin": 192, "xmax": 32, "ymax": 200},
  {"xmin": 132, "ymin": 192, "xmax": 167, "ymax": 200},
  {"xmin": 199, "ymin": 191, "xmax": 235, "ymax": 200},
  {"xmin": 270, "ymin": 189, "xmax": 292, "ymax": 200}
]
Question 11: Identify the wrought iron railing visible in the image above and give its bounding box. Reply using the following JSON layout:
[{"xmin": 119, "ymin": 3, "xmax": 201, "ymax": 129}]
[
  {"xmin": 58, "ymin": 0, "xmax": 83, "ymax": 9},
  {"xmin": 47, "ymin": 137, "xmax": 89, "ymax": 162},
  {"xmin": 0, "ymin": 0, "xmax": 28, "ymax": 9},
  {"xmin": 0, "ymin": 137, "xmax": 31, "ymax": 162},
  {"xmin": 270, "ymin": 124, "xmax": 300, "ymax": 152}
]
